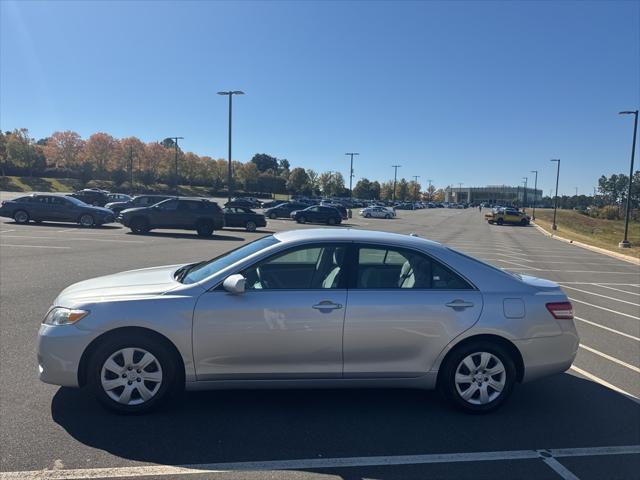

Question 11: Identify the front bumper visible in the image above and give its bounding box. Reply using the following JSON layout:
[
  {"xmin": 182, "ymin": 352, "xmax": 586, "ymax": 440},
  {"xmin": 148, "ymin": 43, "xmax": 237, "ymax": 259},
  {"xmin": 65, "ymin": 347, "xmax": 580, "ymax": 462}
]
[{"xmin": 37, "ymin": 323, "xmax": 95, "ymax": 387}]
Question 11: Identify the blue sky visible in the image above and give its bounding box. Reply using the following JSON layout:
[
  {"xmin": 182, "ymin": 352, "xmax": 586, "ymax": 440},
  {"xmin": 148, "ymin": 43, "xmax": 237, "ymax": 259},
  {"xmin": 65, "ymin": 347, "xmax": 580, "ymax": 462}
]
[{"xmin": 1, "ymin": 0, "xmax": 638, "ymax": 195}]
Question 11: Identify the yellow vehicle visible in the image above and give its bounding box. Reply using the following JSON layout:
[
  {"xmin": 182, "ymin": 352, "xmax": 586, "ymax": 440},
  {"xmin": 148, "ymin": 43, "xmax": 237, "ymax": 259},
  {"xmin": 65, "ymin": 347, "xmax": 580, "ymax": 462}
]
[{"xmin": 486, "ymin": 207, "xmax": 530, "ymax": 226}]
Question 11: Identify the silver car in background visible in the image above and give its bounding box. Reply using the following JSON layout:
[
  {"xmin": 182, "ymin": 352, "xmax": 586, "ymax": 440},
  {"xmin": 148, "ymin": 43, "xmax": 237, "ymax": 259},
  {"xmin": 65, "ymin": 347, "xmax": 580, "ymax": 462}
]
[{"xmin": 37, "ymin": 229, "xmax": 578, "ymax": 414}]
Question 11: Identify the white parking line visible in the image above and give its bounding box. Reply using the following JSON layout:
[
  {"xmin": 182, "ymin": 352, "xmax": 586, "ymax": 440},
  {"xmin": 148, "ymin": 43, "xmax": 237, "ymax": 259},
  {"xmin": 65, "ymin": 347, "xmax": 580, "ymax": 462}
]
[
  {"xmin": 579, "ymin": 344, "xmax": 640, "ymax": 373},
  {"xmin": 568, "ymin": 297, "xmax": 640, "ymax": 320},
  {"xmin": 540, "ymin": 456, "xmax": 580, "ymax": 480},
  {"xmin": 0, "ymin": 244, "xmax": 71, "ymax": 249},
  {"xmin": 592, "ymin": 284, "xmax": 640, "ymax": 296},
  {"xmin": 0, "ymin": 229, "xmax": 16, "ymax": 233},
  {"xmin": 561, "ymin": 285, "xmax": 640, "ymax": 307},
  {"xmin": 505, "ymin": 268, "xmax": 640, "ymax": 274},
  {"xmin": 1, "ymin": 445, "xmax": 638, "ymax": 480},
  {"xmin": 570, "ymin": 366, "xmax": 640, "ymax": 404},
  {"xmin": 575, "ymin": 316, "xmax": 640, "ymax": 342},
  {"xmin": 560, "ymin": 282, "xmax": 640, "ymax": 287},
  {"xmin": 484, "ymin": 258, "xmax": 541, "ymax": 270},
  {"xmin": 0, "ymin": 235, "xmax": 144, "ymax": 244}
]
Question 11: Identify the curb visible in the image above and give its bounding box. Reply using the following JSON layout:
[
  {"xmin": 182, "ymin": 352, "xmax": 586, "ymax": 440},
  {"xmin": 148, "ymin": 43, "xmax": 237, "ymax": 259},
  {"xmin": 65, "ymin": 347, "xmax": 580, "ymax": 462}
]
[{"xmin": 531, "ymin": 222, "xmax": 640, "ymax": 266}]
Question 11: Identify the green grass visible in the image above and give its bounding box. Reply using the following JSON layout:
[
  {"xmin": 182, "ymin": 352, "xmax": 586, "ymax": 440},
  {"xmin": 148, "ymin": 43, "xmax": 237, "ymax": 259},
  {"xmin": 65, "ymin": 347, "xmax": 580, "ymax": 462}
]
[{"xmin": 533, "ymin": 208, "xmax": 640, "ymax": 258}]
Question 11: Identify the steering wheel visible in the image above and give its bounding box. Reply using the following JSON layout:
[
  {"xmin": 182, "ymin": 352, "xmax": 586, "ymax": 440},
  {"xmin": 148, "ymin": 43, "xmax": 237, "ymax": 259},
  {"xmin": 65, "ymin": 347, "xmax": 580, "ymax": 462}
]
[{"xmin": 255, "ymin": 266, "xmax": 269, "ymax": 289}]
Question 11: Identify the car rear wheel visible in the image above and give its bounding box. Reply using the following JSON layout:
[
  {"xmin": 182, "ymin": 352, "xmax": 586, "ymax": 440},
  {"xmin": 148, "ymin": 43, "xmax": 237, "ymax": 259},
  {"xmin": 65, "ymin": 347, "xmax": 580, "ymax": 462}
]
[
  {"xmin": 385, "ymin": 214, "xmax": 391, "ymax": 219},
  {"xmin": 87, "ymin": 334, "xmax": 180, "ymax": 414},
  {"xmin": 268, "ymin": 212, "xmax": 277, "ymax": 219},
  {"xmin": 520, "ymin": 218, "xmax": 529, "ymax": 226},
  {"xmin": 297, "ymin": 216, "xmax": 306, "ymax": 224},
  {"xmin": 79, "ymin": 214, "xmax": 95, "ymax": 228},
  {"xmin": 245, "ymin": 220, "xmax": 257, "ymax": 232},
  {"xmin": 196, "ymin": 220, "xmax": 214, "ymax": 237},
  {"xmin": 130, "ymin": 217, "xmax": 149, "ymax": 234},
  {"xmin": 496, "ymin": 218, "xmax": 504, "ymax": 225},
  {"xmin": 13, "ymin": 210, "xmax": 29, "ymax": 224},
  {"xmin": 439, "ymin": 340, "xmax": 516, "ymax": 414},
  {"xmin": 364, "ymin": 213, "xmax": 371, "ymax": 218}
]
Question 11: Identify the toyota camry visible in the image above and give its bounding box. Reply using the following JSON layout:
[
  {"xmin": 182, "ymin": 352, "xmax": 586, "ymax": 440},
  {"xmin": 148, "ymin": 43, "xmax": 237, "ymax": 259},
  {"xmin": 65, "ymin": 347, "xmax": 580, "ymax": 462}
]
[{"xmin": 37, "ymin": 229, "xmax": 578, "ymax": 414}]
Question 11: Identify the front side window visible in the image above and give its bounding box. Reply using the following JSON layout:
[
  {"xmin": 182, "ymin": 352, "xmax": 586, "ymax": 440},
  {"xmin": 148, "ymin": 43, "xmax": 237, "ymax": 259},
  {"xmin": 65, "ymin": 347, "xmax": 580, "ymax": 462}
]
[
  {"xmin": 356, "ymin": 246, "xmax": 471, "ymax": 290},
  {"xmin": 243, "ymin": 244, "xmax": 348, "ymax": 290},
  {"xmin": 156, "ymin": 199, "xmax": 178, "ymax": 211}
]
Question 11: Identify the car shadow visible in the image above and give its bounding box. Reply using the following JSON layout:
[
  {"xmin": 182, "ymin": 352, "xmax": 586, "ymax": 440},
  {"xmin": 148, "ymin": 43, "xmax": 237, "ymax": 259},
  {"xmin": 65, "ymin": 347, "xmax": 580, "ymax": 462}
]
[
  {"xmin": 125, "ymin": 231, "xmax": 245, "ymax": 241},
  {"xmin": 4, "ymin": 220, "xmax": 121, "ymax": 230},
  {"xmin": 51, "ymin": 374, "xmax": 640, "ymax": 475}
]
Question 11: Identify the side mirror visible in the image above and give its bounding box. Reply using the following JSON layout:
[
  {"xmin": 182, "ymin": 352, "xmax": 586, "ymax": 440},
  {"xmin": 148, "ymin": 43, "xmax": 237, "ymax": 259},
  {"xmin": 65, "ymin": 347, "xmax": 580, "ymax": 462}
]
[{"xmin": 223, "ymin": 274, "xmax": 246, "ymax": 294}]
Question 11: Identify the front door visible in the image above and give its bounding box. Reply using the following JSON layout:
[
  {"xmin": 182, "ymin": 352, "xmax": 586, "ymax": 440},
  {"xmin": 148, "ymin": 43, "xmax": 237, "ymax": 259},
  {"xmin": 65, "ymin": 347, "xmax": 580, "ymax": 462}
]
[
  {"xmin": 193, "ymin": 243, "xmax": 349, "ymax": 380},
  {"xmin": 343, "ymin": 244, "xmax": 483, "ymax": 377}
]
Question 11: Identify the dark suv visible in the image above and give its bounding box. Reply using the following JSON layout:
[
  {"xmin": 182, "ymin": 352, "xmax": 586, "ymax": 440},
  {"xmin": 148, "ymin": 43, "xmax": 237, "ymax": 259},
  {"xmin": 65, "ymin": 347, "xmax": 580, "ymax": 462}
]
[
  {"xmin": 119, "ymin": 197, "xmax": 225, "ymax": 237},
  {"xmin": 69, "ymin": 189, "xmax": 110, "ymax": 206},
  {"xmin": 264, "ymin": 202, "xmax": 309, "ymax": 219},
  {"xmin": 291, "ymin": 205, "xmax": 342, "ymax": 225},
  {"xmin": 105, "ymin": 194, "xmax": 173, "ymax": 215}
]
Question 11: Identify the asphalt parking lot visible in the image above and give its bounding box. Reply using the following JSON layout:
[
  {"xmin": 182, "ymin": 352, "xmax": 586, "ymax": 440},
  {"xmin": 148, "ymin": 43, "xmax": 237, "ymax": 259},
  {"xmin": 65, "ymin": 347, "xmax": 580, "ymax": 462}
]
[{"xmin": 0, "ymin": 203, "xmax": 638, "ymax": 480}]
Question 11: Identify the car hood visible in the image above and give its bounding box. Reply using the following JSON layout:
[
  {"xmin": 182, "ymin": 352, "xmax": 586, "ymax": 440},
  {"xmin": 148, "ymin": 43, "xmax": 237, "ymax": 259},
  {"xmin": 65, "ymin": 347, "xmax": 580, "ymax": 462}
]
[
  {"xmin": 89, "ymin": 206, "xmax": 114, "ymax": 214},
  {"xmin": 54, "ymin": 264, "xmax": 184, "ymax": 307}
]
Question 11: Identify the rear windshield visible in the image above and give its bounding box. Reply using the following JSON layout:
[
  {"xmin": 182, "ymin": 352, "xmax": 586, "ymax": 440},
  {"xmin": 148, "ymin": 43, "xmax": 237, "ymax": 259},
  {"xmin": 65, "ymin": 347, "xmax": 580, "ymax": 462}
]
[{"xmin": 446, "ymin": 247, "xmax": 521, "ymax": 280}]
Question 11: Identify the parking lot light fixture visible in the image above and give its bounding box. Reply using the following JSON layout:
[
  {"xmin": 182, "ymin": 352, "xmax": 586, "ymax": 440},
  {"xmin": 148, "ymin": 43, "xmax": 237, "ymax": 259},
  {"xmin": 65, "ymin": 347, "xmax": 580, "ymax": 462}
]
[
  {"xmin": 550, "ymin": 159, "xmax": 560, "ymax": 230},
  {"xmin": 218, "ymin": 90, "xmax": 245, "ymax": 204},
  {"xmin": 345, "ymin": 153, "xmax": 359, "ymax": 199},
  {"xmin": 392, "ymin": 165, "xmax": 401, "ymax": 202},
  {"xmin": 618, "ymin": 110, "xmax": 638, "ymax": 248},
  {"xmin": 168, "ymin": 137, "xmax": 184, "ymax": 195},
  {"xmin": 530, "ymin": 170, "xmax": 538, "ymax": 220}
]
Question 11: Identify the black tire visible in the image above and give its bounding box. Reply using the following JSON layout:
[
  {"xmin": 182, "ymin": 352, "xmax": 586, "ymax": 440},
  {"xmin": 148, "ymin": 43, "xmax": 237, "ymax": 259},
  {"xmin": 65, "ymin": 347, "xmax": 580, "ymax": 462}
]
[
  {"xmin": 439, "ymin": 340, "xmax": 516, "ymax": 414},
  {"xmin": 13, "ymin": 210, "xmax": 29, "ymax": 224},
  {"xmin": 520, "ymin": 218, "xmax": 529, "ymax": 226},
  {"xmin": 245, "ymin": 220, "xmax": 257, "ymax": 232},
  {"xmin": 268, "ymin": 212, "xmax": 277, "ymax": 219},
  {"xmin": 79, "ymin": 213, "xmax": 95, "ymax": 228},
  {"xmin": 496, "ymin": 218, "xmax": 504, "ymax": 226},
  {"xmin": 385, "ymin": 214, "xmax": 391, "ymax": 219},
  {"xmin": 130, "ymin": 217, "xmax": 150, "ymax": 234},
  {"xmin": 327, "ymin": 217, "xmax": 336, "ymax": 225},
  {"xmin": 87, "ymin": 333, "xmax": 181, "ymax": 414},
  {"xmin": 297, "ymin": 216, "xmax": 306, "ymax": 224},
  {"xmin": 196, "ymin": 220, "xmax": 214, "ymax": 237},
  {"xmin": 364, "ymin": 213, "xmax": 371, "ymax": 218}
]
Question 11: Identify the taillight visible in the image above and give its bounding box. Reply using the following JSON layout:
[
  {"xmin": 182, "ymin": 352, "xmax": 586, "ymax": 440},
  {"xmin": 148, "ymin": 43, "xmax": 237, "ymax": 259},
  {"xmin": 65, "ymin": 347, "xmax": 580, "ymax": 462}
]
[{"xmin": 546, "ymin": 302, "xmax": 574, "ymax": 320}]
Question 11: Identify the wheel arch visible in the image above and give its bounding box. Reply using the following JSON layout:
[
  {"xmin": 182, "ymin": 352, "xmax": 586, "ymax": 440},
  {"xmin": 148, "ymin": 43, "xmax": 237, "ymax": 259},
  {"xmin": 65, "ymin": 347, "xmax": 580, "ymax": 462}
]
[
  {"xmin": 436, "ymin": 334, "xmax": 525, "ymax": 386},
  {"xmin": 77, "ymin": 326, "xmax": 185, "ymax": 388}
]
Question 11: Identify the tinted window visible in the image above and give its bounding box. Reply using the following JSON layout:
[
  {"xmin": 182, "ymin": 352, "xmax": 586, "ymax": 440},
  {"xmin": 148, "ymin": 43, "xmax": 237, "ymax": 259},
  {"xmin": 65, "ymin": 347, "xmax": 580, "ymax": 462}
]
[
  {"xmin": 15, "ymin": 196, "xmax": 33, "ymax": 203},
  {"xmin": 178, "ymin": 200, "xmax": 204, "ymax": 211},
  {"xmin": 50, "ymin": 197, "xmax": 70, "ymax": 206},
  {"xmin": 156, "ymin": 199, "xmax": 178, "ymax": 211},
  {"xmin": 356, "ymin": 246, "xmax": 471, "ymax": 290},
  {"xmin": 243, "ymin": 244, "xmax": 348, "ymax": 290}
]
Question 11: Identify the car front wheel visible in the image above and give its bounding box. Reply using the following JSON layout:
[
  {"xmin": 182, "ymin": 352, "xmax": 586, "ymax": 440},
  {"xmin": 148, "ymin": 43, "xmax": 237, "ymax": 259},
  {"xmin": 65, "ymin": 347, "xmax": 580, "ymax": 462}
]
[
  {"xmin": 496, "ymin": 218, "xmax": 504, "ymax": 225},
  {"xmin": 196, "ymin": 220, "xmax": 214, "ymax": 237},
  {"xmin": 297, "ymin": 216, "xmax": 306, "ymax": 224},
  {"xmin": 88, "ymin": 334, "xmax": 180, "ymax": 414},
  {"xmin": 245, "ymin": 220, "xmax": 257, "ymax": 232},
  {"xmin": 269, "ymin": 212, "xmax": 277, "ymax": 219},
  {"xmin": 13, "ymin": 210, "xmax": 29, "ymax": 224},
  {"xmin": 439, "ymin": 341, "xmax": 516, "ymax": 414},
  {"xmin": 79, "ymin": 214, "xmax": 95, "ymax": 228},
  {"xmin": 130, "ymin": 217, "xmax": 149, "ymax": 234}
]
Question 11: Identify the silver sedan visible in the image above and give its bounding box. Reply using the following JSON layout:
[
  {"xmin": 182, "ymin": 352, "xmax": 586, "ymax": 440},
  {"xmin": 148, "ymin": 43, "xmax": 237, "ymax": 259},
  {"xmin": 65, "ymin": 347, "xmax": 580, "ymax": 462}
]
[{"xmin": 37, "ymin": 229, "xmax": 578, "ymax": 414}]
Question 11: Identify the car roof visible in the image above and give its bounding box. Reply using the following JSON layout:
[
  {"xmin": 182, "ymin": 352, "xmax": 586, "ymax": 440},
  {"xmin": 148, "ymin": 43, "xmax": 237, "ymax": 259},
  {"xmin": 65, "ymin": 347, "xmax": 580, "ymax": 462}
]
[{"xmin": 273, "ymin": 228, "xmax": 444, "ymax": 250}]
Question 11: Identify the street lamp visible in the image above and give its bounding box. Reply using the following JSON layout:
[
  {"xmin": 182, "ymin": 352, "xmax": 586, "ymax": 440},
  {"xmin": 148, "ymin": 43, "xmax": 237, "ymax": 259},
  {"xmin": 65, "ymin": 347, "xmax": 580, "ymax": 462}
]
[
  {"xmin": 618, "ymin": 110, "xmax": 638, "ymax": 248},
  {"xmin": 427, "ymin": 178, "xmax": 433, "ymax": 201},
  {"xmin": 168, "ymin": 137, "xmax": 183, "ymax": 195},
  {"xmin": 391, "ymin": 165, "xmax": 401, "ymax": 202},
  {"xmin": 530, "ymin": 170, "xmax": 538, "ymax": 220},
  {"xmin": 551, "ymin": 159, "xmax": 561, "ymax": 230},
  {"xmin": 522, "ymin": 177, "xmax": 528, "ymax": 210},
  {"xmin": 345, "ymin": 152, "xmax": 359, "ymax": 199},
  {"xmin": 412, "ymin": 175, "xmax": 420, "ymax": 201},
  {"xmin": 218, "ymin": 90, "xmax": 245, "ymax": 204}
]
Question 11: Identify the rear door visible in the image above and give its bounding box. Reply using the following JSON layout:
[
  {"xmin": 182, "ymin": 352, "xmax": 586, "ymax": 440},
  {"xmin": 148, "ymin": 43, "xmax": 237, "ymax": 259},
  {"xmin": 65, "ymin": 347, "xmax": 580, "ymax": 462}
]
[
  {"xmin": 149, "ymin": 199, "xmax": 179, "ymax": 227},
  {"xmin": 343, "ymin": 244, "xmax": 483, "ymax": 377}
]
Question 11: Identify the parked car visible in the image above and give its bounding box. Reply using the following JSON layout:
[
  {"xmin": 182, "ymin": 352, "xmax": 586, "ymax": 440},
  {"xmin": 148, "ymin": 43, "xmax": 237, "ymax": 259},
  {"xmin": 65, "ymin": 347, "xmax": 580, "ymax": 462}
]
[
  {"xmin": 486, "ymin": 207, "xmax": 530, "ymax": 226},
  {"xmin": 359, "ymin": 206, "xmax": 395, "ymax": 219},
  {"xmin": 119, "ymin": 197, "xmax": 224, "ymax": 236},
  {"xmin": 225, "ymin": 199, "xmax": 257, "ymax": 209},
  {"xmin": 105, "ymin": 195, "xmax": 173, "ymax": 215},
  {"xmin": 0, "ymin": 194, "xmax": 115, "ymax": 227},
  {"xmin": 107, "ymin": 193, "xmax": 132, "ymax": 203},
  {"xmin": 291, "ymin": 205, "xmax": 342, "ymax": 225},
  {"xmin": 37, "ymin": 228, "xmax": 578, "ymax": 414},
  {"xmin": 264, "ymin": 201, "xmax": 309, "ymax": 219},
  {"xmin": 320, "ymin": 202, "xmax": 348, "ymax": 219},
  {"xmin": 259, "ymin": 199, "xmax": 285, "ymax": 209},
  {"xmin": 223, "ymin": 206, "xmax": 267, "ymax": 232},
  {"xmin": 395, "ymin": 202, "xmax": 415, "ymax": 210},
  {"xmin": 69, "ymin": 188, "xmax": 110, "ymax": 206}
]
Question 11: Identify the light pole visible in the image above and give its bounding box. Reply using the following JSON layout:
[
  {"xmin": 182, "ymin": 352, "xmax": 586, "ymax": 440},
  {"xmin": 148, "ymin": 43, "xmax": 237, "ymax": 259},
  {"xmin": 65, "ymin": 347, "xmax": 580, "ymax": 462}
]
[
  {"xmin": 392, "ymin": 165, "xmax": 401, "ymax": 202},
  {"xmin": 458, "ymin": 182, "xmax": 463, "ymax": 203},
  {"xmin": 522, "ymin": 177, "xmax": 528, "ymax": 211},
  {"xmin": 551, "ymin": 159, "xmax": 560, "ymax": 230},
  {"xmin": 412, "ymin": 175, "xmax": 420, "ymax": 201},
  {"xmin": 345, "ymin": 152, "xmax": 359, "ymax": 199},
  {"xmin": 530, "ymin": 170, "xmax": 538, "ymax": 220},
  {"xmin": 168, "ymin": 137, "xmax": 183, "ymax": 195},
  {"xmin": 427, "ymin": 178, "xmax": 433, "ymax": 201},
  {"xmin": 217, "ymin": 90, "xmax": 245, "ymax": 204},
  {"xmin": 618, "ymin": 110, "xmax": 638, "ymax": 248}
]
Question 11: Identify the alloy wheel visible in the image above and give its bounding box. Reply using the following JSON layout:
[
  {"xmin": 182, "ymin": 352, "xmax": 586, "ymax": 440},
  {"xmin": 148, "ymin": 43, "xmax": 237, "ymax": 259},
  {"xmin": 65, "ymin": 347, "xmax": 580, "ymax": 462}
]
[
  {"xmin": 454, "ymin": 352, "xmax": 506, "ymax": 405},
  {"xmin": 100, "ymin": 347, "xmax": 163, "ymax": 406}
]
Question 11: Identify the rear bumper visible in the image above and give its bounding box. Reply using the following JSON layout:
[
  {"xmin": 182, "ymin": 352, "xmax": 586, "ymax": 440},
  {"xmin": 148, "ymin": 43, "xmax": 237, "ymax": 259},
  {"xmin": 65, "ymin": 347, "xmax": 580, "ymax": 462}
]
[{"xmin": 514, "ymin": 331, "xmax": 579, "ymax": 383}]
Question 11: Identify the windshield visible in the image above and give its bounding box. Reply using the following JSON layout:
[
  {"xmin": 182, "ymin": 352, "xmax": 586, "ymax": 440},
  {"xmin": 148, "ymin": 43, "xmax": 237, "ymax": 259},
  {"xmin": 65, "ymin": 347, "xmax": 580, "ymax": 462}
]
[{"xmin": 179, "ymin": 235, "xmax": 280, "ymax": 284}]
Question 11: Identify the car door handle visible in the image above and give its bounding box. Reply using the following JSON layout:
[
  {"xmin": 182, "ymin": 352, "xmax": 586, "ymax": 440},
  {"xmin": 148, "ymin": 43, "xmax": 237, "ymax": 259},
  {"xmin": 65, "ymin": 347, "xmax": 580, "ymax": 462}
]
[
  {"xmin": 445, "ymin": 300, "xmax": 475, "ymax": 309},
  {"xmin": 312, "ymin": 301, "xmax": 343, "ymax": 310}
]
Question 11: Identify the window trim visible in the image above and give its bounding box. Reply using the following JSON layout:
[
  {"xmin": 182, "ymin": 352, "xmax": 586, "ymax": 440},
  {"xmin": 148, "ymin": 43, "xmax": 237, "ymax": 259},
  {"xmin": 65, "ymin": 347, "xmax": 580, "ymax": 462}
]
[{"xmin": 349, "ymin": 243, "xmax": 476, "ymax": 291}]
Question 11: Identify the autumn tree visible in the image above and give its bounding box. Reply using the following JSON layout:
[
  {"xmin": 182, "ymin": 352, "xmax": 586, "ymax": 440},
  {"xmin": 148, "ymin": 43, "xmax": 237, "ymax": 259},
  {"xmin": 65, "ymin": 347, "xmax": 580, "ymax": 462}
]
[
  {"xmin": 44, "ymin": 131, "xmax": 84, "ymax": 168},
  {"xmin": 84, "ymin": 133, "xmax": 121, "ymax": 173}
]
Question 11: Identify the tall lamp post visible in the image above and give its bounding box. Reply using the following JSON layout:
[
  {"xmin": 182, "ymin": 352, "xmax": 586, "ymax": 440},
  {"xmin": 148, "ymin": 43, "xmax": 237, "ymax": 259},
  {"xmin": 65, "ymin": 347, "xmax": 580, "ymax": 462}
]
[
  {"xmin": 551, "ymin": 159, "xmax": 561, "ymax": 230},
  {"xmin": 618, "ymin": 110, "xmax": 638, "ymax": 248},
  {"xmin": 391, "ymin": 165, "xmax": 401, "ymax": 202},
  {"xmin": 345, "ymin": 152, "xmax": 359, "ymax": 199},
  {"xmin": 427, "ymin": 178, "xmax": 433, "ymax": 201},
  {"xmin": 412, "ymin": 175, "xmax": 420, "ymax": 201},
  {"xmin": 168, "ymin": 137, "xmax": 183, "ymax": 195},
  {"xmin": 217, "ymin": 90, "xmax": 245, "ymax": 204},
  {"xmin": 530, "ymin": 170, "xmax": 538, "ymax": 220},
  {"xmin": 522, "ymin": 177, "xmax": 528, "ymax": 211}
]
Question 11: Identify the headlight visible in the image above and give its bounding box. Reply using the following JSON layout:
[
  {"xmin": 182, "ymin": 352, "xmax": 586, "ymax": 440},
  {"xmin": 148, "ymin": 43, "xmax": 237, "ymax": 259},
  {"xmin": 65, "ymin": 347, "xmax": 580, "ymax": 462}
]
[{"xmin": 43, "ymin": 307, "xmax": 89, "ymax": 326}]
